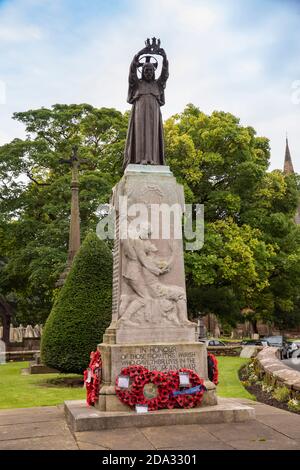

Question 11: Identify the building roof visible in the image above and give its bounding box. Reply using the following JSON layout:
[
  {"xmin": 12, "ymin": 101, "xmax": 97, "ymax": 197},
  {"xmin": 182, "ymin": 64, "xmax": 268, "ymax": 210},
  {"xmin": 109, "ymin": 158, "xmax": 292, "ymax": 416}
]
[
  {"xmin": 283, "ymin": 138, "xmax": 300, "ymax": 224},
  {"xmin": 283, "ymin": 137, "xmax": 294, "ymax": 175}
]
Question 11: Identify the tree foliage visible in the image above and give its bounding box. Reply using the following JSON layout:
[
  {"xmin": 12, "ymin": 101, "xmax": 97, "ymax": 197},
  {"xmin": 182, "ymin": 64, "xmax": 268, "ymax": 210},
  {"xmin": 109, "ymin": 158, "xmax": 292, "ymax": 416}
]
[
  {"xmin": 165, "ymin": 105, "xmax": 300, "ymax": 329},
  {"xmin": 0, "ymin": 104, "xmax": 125, "ymax": 324},
  {"xmin": 1, "ymin": 102, "xmax": 300, "ymax": 332}
]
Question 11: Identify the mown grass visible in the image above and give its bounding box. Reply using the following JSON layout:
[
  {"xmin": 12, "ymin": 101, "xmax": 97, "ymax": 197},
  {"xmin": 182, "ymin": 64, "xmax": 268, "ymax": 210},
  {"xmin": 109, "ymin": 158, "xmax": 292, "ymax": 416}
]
[
  {"xmin": 0, "ymin": 356, "xmax": 254, "ymax": 409},
  {"xmin": 0, "ymin": 362, "xmax": 85, "ymax": 409},
  {"xmin": 216, "ymin": 356, "xmax": 255, "ymax": 400}
]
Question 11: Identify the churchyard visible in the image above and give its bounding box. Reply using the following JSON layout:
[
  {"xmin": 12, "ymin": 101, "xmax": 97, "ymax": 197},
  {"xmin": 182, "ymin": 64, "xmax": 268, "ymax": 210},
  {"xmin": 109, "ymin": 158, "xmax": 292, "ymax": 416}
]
[{"xmin": 1, "ymin": 0, "xmax": 300, "ymax": 458}]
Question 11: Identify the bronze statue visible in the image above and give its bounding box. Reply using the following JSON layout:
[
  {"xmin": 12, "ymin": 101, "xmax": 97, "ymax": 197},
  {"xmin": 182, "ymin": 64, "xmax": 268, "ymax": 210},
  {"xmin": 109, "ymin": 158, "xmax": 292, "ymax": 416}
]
[{"xmin": 123, "ymin": 38, "xmax": 169, "ymax": 168}]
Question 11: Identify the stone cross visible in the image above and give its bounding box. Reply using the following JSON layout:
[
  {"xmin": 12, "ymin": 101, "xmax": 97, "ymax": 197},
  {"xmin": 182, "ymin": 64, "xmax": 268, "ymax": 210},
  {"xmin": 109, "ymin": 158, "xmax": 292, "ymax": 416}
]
[{"xmin": 56, "ymin": 146, "xmax": 84, "ymax": 287}]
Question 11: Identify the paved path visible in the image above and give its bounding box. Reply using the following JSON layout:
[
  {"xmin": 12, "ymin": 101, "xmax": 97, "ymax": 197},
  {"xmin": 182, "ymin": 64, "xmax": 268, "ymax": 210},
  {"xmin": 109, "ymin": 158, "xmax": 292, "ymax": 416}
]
[{"xmin": 0, "ymin": 399, "xmax": 299, "ymax": 450}]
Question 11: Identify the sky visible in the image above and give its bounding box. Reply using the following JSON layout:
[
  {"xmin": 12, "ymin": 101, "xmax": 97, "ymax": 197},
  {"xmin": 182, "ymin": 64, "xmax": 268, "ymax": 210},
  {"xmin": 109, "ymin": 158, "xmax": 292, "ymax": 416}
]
[{"xmin": 0, "ymin": 0, "xmax": 300, "ymax": 171}]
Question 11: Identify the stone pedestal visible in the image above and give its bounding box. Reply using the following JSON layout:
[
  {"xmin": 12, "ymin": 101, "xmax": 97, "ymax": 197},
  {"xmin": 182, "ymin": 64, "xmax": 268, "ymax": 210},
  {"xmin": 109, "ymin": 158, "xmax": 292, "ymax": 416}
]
[
  {"xmin": 65, "ymin": 398, "xmax": 255, "ymax": 432},
  {"xmin": 64, "ymin": 165, "xmax": 255, "ymax": 428},
  {"xmin": 96, "ymin": 165, "xmax": 217, "ymax": 412},
  {"xmin": 97, "ymin": 341, "xmax": 217, "ymax": 411},
  {"xmin": 109, "ymin": 164, "xmax": 196, "ymax": 344}
]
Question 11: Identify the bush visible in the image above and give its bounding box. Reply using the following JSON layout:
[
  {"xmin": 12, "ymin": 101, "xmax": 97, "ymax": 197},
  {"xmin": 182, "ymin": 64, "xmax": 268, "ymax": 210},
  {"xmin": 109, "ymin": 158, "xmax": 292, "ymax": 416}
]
[
  {"xmin": 272, "ymin": 386, "xmax": 290, "ymax": 403},
  {"xmin": 262, "ymin": 382, "xmax": 274, "ymax": 394},
  {"xmin": 287, "ymin": 398, "xmax": 300, "ymax": 413},
  {"xmin": 41, "ymin": 232, "xmax": 112, "ymax": 373},
  {"xmin": 248, "ymin": 372, "xmax": 259, "ymax": 384}
]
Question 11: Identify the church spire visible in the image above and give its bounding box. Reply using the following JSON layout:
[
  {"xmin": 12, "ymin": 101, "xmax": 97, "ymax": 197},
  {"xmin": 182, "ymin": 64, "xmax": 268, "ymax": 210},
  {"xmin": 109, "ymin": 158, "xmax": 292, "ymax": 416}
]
[
  {"xmin": 284, "ymin": 137, "xmax": 294, "ymax": 175},
  {"xmin": 283, "ymin": 137, "xmax": 300, "ymax": 225}
]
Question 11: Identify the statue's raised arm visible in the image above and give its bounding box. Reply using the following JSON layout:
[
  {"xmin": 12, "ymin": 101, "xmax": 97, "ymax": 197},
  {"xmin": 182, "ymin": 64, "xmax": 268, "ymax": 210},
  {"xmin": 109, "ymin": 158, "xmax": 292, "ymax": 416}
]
[
  {"xmin": 157, "ymin": 48, "xmax": 169, "ymax": 99},
  {"xmin": 127, "ymin": 46, "xmax": 150, "ymax": 103},
  {"xmin": 124, "ymin": 38, "xmax": 168, "ymax": 168}
]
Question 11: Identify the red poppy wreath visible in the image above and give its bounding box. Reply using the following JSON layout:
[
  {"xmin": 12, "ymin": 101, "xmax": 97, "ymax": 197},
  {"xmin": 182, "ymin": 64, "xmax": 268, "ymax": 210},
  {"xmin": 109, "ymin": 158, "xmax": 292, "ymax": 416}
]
[
  {"xmin": 84, "ymin": 350, "xmax": 102, "ymax": 406},
  {"xmin": 207, "ymin": 352, "xmax": 219, "ymax": 385},
  {"xmin": 115, "ymin": 365, "xmax": 206, "ymax": 410}
]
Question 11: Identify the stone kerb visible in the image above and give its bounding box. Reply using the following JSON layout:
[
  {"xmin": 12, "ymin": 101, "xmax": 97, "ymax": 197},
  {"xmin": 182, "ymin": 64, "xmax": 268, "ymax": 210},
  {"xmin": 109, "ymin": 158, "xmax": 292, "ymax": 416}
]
[{"xmin": 256, "ymin": 347, "xmax": 300, "ymax": 392}]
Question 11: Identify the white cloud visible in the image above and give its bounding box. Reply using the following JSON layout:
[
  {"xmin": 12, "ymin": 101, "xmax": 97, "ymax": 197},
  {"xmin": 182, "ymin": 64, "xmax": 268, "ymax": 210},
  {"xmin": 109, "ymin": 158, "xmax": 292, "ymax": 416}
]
[
  {"xmin": 0, "ymin": 0, "xmax": 299, "ymax": 172},
  {"xmin": 0, "ymin": 24, "xmax": 41, "ymax": 42}
]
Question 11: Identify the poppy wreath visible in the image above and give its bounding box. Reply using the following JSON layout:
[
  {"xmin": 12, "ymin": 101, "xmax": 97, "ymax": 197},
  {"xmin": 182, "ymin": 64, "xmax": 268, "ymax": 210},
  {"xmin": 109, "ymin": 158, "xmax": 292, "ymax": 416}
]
[
  {"xmin": 207, "ymin": 352, "xmax": 219, "ymax": 385},
  {"xmin": 115, "ymin": 366, "xmax": 206, "ymax": 410},
  {"xmin": 172, "ymin": 368, "xmax": 206, "ymax": 409},
  {"xmin": 84, "ymin": 350, "xmax": 102, "ymax": 406}
]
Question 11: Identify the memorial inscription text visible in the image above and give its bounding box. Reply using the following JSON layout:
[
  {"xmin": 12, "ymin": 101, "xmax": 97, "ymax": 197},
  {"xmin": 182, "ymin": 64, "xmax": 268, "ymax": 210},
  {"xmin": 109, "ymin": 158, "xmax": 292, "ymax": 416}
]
[{"xmin": 119, "ymin": 345, "xmax": 197, "ymax": 370}]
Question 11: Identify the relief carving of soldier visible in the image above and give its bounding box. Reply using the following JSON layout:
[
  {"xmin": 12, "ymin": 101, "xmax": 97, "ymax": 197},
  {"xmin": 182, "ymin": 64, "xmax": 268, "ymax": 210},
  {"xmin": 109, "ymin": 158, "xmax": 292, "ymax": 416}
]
[{"xmin": 118, "ymin": 223, "xmax": 189, "ymax": 326}]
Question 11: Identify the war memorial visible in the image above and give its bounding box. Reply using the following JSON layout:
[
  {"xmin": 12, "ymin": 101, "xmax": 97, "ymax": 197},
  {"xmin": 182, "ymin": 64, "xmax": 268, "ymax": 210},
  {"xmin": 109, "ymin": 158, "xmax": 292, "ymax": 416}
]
[{"xmin": 65, "ymin": 39, "xmax": 254, "ymax": 430}]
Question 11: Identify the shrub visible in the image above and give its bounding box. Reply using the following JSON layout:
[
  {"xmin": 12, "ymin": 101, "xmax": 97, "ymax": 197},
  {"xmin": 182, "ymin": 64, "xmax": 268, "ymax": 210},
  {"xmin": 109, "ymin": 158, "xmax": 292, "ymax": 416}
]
[
  {"xmin": 241, "ymin": 380, "xmax": 251, "ymax": 388},
  {"xmin": 272, "ymin": 386, "xmax": 290, "ymax": 403},
  {"xmin": 41, "ymin": 232, "xmax": 112, "ymax": 373},
  {"xmin": 262, "ymin": 382, "xmax": 274, "ymax": 394},
  {"xmin": 248, "ymin": 372, "xmax": 259, "ymax": 384},
  {"xmin": 287, "ymin": 399, "xmax": 300, "ymax": 413}
]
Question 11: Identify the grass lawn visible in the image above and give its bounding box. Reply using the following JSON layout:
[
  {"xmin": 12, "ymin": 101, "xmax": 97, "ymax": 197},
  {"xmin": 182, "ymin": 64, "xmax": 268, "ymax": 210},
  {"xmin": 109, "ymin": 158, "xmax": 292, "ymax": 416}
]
[
  {"xmin": 0, "ymin": 357, "xmax": 254, "ymax": 409},
  {"xmin": 216, "ymin": 356, "xmax": 255, "ymax": 400},
  {"xmin": 0, "ymin": 362, "xmax": 85, "ymax": 409}
]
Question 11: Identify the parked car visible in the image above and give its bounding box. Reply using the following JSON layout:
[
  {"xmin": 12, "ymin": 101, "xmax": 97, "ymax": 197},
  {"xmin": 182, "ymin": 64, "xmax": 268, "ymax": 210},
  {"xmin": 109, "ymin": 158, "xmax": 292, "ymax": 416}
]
[
  {"xmin": 262, "ymin": 335, "xmax": 284, "ymax": 347},
  {"xmin": 282, "ymin": 341, "xmax": 300, "ymax": 359},
  {"xmin": 288, "ymin": 342, "xmax": 300, "ymax": 355},
  {"xmin": 199, "ymin": 339, "xmax": 226, "ymax": 347},
  {"xmin": 262, "ymin": 335, "xmax": 296, "ymax": 359}
]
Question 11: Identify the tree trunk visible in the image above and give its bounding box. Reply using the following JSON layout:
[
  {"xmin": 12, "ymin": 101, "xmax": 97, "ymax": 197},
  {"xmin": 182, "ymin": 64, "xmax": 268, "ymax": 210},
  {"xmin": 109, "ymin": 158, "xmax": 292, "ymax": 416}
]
[
  {"xmin": 0, "ymin": 299, "xmax": 13, "ymax": 345},
  {"xmin": 251, "ymin": 319, "xmax": 258, "ymax": 335}
]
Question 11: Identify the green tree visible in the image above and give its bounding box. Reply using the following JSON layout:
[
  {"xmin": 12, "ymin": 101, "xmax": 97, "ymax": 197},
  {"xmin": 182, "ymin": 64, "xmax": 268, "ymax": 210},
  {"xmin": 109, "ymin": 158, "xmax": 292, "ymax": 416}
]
[
  {"xmin": 41, "ymin": 232, "xmax": 112, "ymax": 373},
  {"xmin": 2, "ymin": 102, "xmax": 300, "ymax": 333},
  {"xmin": 165, "ymin": 105, "xmax": 300, "ymax": 329},
  {"xmin": 0, "ymin": 104, "xmax": 126, "ymax": 324}
]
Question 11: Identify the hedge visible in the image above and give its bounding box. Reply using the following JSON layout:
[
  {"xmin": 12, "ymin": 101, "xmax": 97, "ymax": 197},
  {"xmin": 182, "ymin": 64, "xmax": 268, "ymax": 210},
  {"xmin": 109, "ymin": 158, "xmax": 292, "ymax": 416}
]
[{"xmin": 41, "ymin": 232, "xmax": 112, "ymax": 373}]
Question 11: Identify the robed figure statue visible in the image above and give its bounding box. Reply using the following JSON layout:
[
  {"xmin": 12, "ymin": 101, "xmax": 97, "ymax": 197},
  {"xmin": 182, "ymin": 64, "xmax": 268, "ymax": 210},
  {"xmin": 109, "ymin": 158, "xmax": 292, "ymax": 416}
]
[{"xmin": 123, "ymin": 38, "xmax": 169, "ymax": 168}]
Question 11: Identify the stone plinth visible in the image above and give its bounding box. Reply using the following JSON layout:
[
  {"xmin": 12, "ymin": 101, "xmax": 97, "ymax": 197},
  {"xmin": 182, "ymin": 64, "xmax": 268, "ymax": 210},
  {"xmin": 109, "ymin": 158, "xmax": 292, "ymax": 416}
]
[
  {"xmin": 97, "ymin": 341, "xmax": 217, "ymax": 412},
  {"xmin": 102, "ymin": 342, "xmax": 207, "ymax": 379},
  {"xmin": 65, "ymin": 398, "xmax": 255, "ymax": 432},
  {"xmin": 96, "ymin": 165, "xmax": 215, "ymax": 412},
  {"xmin": 24, "ymin": 363, "xmax": 59, "ymax": 375},
  {"xmin": 109, "ymin": 165, "xmax": 197, "ymax": 344}
]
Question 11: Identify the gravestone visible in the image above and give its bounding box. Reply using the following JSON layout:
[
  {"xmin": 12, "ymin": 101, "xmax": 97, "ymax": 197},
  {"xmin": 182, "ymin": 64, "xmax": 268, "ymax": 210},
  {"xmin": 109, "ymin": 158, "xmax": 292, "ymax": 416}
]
[
  {"xmin": 33, "ymin": 324, "xmax": 41, "ymax": 338},
  {"xmin": 0, "ymin": 339, "xmax": 6, "ymax": 364},
  {"xmin": 25, "ymin": 325, "xmax": 35, "ymax": 338}
]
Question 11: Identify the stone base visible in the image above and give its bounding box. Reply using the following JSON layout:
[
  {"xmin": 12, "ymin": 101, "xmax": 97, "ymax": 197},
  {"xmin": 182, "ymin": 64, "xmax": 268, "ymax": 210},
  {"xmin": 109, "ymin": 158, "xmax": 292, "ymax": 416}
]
[
  {"xmin": 97, "ymin": 340, "xmax": 216, "ymax": 411},
  {"xmin": 23, "ymin": 363, "xmax": 59, "ymax": 375},
  {"xmin": 97, "ymin": 380, "xmax": 217, "ymax": 412},
  {"xmin": 64, "ymin": 398, "xmax": 255, "ymax": 432}
]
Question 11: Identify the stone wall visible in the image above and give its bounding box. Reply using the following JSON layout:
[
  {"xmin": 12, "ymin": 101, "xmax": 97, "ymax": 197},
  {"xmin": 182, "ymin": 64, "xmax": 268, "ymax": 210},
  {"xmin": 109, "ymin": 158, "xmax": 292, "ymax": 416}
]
[
  {"xmin": 207, "ymin": 345, "xmax": 242, "ymax": 357},
  {"xmin": 255, "ymin": 347, "xmax": 300, "ymax": 394},
  {"xmin": 1, "ymin": 350, "xmax": 40, "ymax": 362},
  {"xmin": 7, "ymin": 338, "xmax": 40, "ymax": 352}
]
